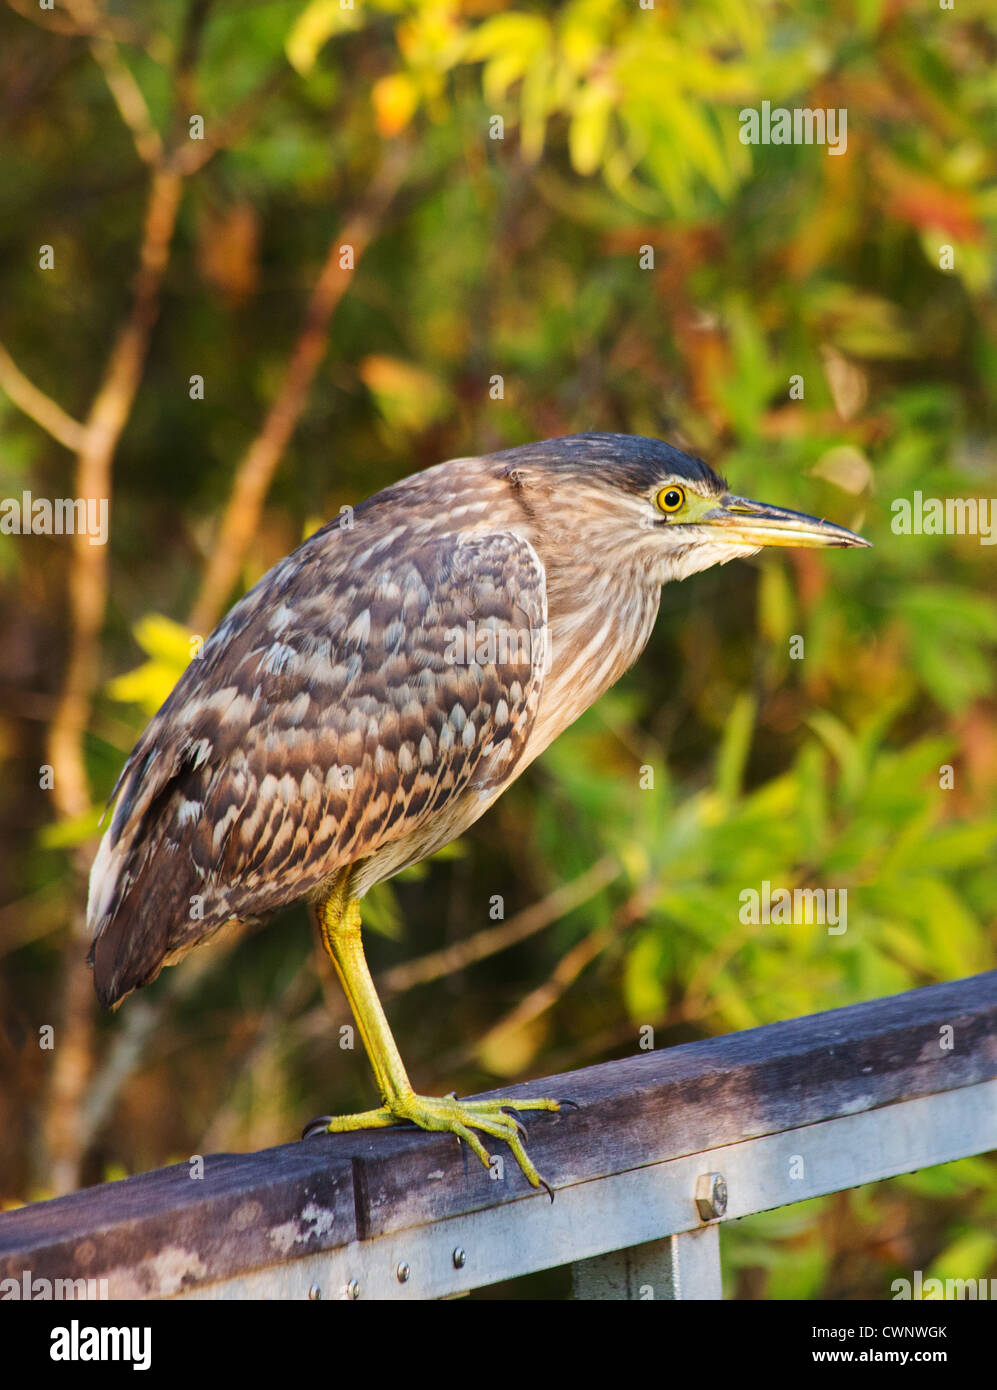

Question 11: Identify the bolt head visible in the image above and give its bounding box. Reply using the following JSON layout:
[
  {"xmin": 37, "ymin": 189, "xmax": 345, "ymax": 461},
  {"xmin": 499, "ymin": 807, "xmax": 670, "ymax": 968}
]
[
  {"xmin": 396, "ymin": 1261, "xmax": 410, "ymax": 1283},
  {"xmin": 695, "ymin": 1171, "xmax": 728, "ymax": 1221},
  {"xmin": 452, "ymin": 1247, "xmax": 466, "ymax": 1269},
  {"xmin": 308, "ymin": 1283, "xmax": 322, "ymax": 1301},
  {"xmin": 346, "ymin": 1278, "xmax": 360, "ymax": 1300}
]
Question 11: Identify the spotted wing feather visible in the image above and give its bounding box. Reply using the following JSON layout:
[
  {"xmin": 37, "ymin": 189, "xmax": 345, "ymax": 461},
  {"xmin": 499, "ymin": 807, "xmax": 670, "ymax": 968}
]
[{"xmin": 88, "ymin": 525, "xmax": 547, "ymax": 1007}]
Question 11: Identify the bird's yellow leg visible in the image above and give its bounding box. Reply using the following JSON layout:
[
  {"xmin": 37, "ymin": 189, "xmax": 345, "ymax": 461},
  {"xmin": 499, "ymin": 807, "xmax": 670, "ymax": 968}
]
[{"xmin": 309, "ymin": 885, "xmax": 564, "ymax": 1194}]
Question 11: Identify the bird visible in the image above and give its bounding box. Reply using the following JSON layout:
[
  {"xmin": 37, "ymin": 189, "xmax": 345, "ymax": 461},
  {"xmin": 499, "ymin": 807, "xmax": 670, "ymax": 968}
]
[{"xmin": 87, "ymin": 432, "xmax": 869, "ymax": 1193}]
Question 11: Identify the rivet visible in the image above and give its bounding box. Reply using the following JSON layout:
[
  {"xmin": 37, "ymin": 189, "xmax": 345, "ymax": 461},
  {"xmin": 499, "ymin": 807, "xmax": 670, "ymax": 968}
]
[
  {"xmin": 308, "ymin": 1283, "xmax": 322, "ymax": 1300},
  {"xmin": 452, "ymin": 1247, "xmax": 466, "ymax": 1269},
  {"xmin": 695, "ymin": 1172, "xmax": 728, "ymax": 1221},
  {"xmin": 346, "ymin": 1278, "xmax": 360, "ymax": 1300},
  {"xmin": 396, "ymin": 1261, "xmax": 410, "ymax": 1283}
]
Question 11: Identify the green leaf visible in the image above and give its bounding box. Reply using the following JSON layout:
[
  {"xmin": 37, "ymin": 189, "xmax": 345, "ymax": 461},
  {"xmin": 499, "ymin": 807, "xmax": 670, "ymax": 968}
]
[
  {"xmin": 39, "ymin": 805, "xmax": 105, "ymax": 850},
  {"xmin": 926, "ymin": 1229, "xmax": 997, "ymax": 1284},
  {"xmin": 622, "ymin": 930, "xmax": 668, "ymax": 1021},
  {"xmin": 360, "ymin": 881, "xmax": 402, "ymax": 940},
  {"xmin": 715, "ymin": 691, "xmax": 756, "ymax": 804},
  {"xmin": 806, "ymin": 711, "xmax": 864, "ymax": 802}
]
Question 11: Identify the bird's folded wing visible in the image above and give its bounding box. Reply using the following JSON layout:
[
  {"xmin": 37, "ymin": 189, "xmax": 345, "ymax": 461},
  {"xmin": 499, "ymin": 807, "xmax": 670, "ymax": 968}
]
[{"xmin": 88, "ymin": 526, "xmax": 547, "ymax": 1005}]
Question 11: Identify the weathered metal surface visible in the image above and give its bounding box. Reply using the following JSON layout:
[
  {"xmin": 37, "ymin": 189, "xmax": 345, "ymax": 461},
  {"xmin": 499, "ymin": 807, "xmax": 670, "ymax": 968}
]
[
  {"xmin": 345, "ymin": 969, "xmax": 997, "ymax": 1236},
  {"xmin": 177, "ymin": 1077, "xmax": 997, "ymax": 1299},
  {"xmin": 0, "ymin": 1147, "xmax": 357, "ymax": 1298},
  {"xmin": 1, "ymin": 971, "xmax": 993, "ymax": 1298},
  {"xmin": 571, "ymin": 1228, "xmax": 723, "ymax": 1300}
]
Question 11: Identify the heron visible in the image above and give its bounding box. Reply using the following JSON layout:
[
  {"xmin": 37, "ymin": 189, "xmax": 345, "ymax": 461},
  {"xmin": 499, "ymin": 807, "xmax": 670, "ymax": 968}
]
[{"xmin": 87, "ymin": 433, "xmax": 869, "ymax": 1193}]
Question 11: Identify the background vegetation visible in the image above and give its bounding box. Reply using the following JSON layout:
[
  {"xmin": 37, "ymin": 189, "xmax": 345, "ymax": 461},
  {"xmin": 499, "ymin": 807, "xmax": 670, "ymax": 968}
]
[{"xmin": 0, "ymin": 0, "xmax": 995, "ymax": 1299}]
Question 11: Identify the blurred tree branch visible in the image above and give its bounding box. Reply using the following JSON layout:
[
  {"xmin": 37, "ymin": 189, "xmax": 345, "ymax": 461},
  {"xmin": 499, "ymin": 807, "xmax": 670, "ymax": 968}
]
[
  {"xmin": 0, "ymin": 344, "xmax": 87, "ymax": 452},
  {"xmin": 41, "ymin": 161, "xmax": 185, "ymax": 1194},
  {"xmin": 468, "ymin": 881, "xmax": 655, "ymax": 1067},
  {"xmin": 380, "ymin": 856, "xmax": 618, "ymax": 994},
  {"xmin": 5, "ymin": 0, "xmax": 143, "ymax": 42},
  {"xmin": 83, "ymin": 31, "xmax": 163, "ymax": 164},
  {"xmin": 188, "ymin": 142, "xmax": 411, "ymax": 634},
  {"xmin": 46, "ymin": 163, "xmax": 183, "ymax": 826},
  {"xmin": 173, "ymin": 69, "xmax": 290, "ymax": 178},
  {"xmin": 0, "ymin": 3, "xmax": 410, "ymax": 1184},
  {"xmin": 27, "ymin": 0, "xmax": 273, "ymax": 1194}
]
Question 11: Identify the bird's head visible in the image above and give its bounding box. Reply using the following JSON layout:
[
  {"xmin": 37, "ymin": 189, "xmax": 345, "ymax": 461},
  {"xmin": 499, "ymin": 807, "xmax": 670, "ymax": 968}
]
[{"xmin": 497, "ymin": 433, "xmax": 870, "ymax": 584}]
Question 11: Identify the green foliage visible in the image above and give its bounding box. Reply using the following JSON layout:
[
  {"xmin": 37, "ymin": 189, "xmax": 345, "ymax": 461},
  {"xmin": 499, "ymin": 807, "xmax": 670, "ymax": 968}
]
[{"xmin": 725, "ymin": 1157, "xmax": 997, "ymax": 1299}]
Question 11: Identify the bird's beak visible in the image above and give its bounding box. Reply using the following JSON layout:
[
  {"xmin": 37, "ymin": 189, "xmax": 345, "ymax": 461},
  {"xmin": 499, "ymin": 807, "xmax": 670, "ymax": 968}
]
[{"xmin": 699, "ymin": 494, "xmax": 871, "ymax": 550}]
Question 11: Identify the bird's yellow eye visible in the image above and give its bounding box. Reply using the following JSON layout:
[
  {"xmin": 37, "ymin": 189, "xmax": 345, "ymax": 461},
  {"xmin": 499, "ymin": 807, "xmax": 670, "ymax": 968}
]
[{"xmin": 656, "ymin": 485, "xmax": 686, "ymax": 514}]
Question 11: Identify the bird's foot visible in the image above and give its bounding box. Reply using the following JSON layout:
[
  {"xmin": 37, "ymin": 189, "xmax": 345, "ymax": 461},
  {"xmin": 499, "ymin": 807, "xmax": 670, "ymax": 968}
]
[{"xmin": 304, "ymin": 1092, "xmax": 566, "ymax": 1197}]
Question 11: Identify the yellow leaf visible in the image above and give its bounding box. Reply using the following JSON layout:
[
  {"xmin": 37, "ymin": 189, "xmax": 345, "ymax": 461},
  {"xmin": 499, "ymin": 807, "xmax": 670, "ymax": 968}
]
[
  {"xmin": 106, "ymin": 613, "xmax": 197, "ymax": 715},
  {"xmin": 359, "ymin": 355, "xmax": 452, "ymax": 434},
  {"xmin": 519, "ymin": 53, "xmax": 551, "ymax": 164},
  {"xmin": 568, "ymin": 82, "xmax": 613, "ymax": 176},
  {"xmin": 132, "ymin": 613, "xmax": 198, "ymax": 668},
  {"xmin": 476, "ymin": 1016, "xmax": 548, "ymax": 1078},
  {"xmin": 465, "ymin": 13, "xmax": 549, "ymax": 64},
  {"xmin": 372, "ymin": 73, "xmax": 418, "ymax": 136},
  {"xmin": 286, "ymin": 0, "xmax": 363, "ymax": 76}
]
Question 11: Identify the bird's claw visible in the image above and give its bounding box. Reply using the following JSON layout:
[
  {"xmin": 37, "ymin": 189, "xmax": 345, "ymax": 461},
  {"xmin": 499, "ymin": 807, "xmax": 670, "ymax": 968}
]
[
  {"xmin": 499, "ymin": 1106, "xmax": 529, "ymax": 1140},
  {"xmin": 310, "ymin": 1091, "xmax": 566, "ymax": 1195},
  {"xmin": 302, "ymin": 1115, "xmax": 334, "ymax": 1140}
]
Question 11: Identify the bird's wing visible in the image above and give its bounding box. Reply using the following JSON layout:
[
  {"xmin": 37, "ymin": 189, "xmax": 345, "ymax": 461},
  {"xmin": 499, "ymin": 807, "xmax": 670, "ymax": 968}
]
[{"xmin": 88, "ymin": 526, "xmax": 547, "ymax": 1005}]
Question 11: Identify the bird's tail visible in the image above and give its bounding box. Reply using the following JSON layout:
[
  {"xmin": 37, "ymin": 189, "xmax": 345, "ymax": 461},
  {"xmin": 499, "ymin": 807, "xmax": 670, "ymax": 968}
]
[{"xmin": 87, "ymin": 818, "xmax": 172, "ymax": 1008}]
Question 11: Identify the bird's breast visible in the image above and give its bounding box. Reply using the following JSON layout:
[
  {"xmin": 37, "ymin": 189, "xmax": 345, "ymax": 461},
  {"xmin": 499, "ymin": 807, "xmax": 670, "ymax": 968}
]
[{"xmin": 525, "ymin": 569, "xmax": 662, "ymax": 764}]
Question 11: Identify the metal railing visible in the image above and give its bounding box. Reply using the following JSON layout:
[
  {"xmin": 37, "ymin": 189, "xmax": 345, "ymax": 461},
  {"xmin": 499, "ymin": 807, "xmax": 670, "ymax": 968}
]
[{"xmin": 2, "ymin": 971, "xmax": 994, "ymax": 1300}]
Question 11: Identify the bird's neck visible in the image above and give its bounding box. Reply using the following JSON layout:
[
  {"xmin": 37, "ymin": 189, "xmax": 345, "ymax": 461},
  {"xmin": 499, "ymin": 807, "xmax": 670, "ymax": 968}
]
[{"xmin": 529, "ymin": 556, "xmax": 662, "ymax": 758}]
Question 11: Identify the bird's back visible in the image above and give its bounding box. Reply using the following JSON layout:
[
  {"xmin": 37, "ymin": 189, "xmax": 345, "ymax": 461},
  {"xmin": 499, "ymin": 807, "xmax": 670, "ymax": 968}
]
[{"xmin": 88, "ymin": 455, "xmax": 548, "ymax": 1006}]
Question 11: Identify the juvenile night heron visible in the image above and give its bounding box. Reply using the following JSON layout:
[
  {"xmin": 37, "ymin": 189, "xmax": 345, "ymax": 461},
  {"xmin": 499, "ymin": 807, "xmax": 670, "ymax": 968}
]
[{"xmin": 88, "ymin": 433, "xmax": 868, "ymax": 1192}]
